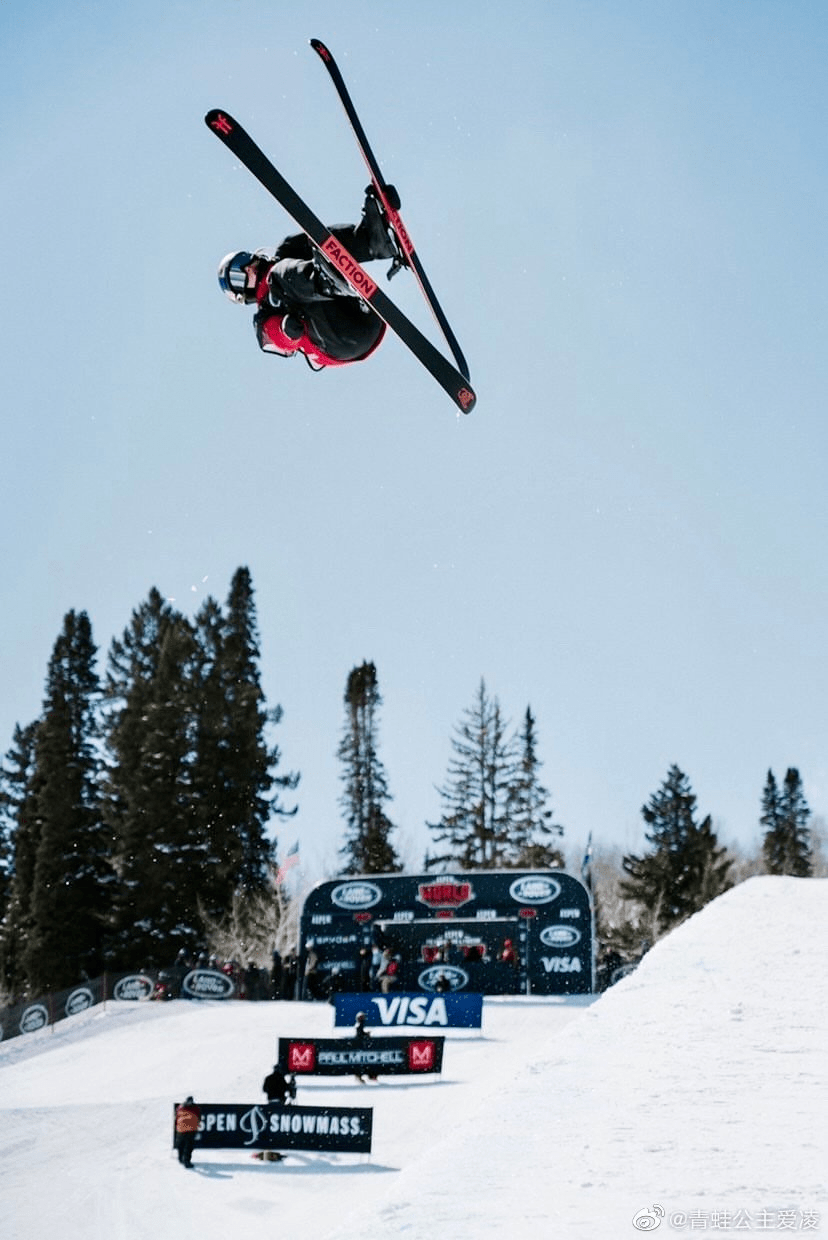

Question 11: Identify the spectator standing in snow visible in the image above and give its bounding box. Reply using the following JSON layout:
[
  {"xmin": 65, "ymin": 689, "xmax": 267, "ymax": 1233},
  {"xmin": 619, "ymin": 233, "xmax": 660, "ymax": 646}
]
[
  {"xmin": 270, "ymin": 948, "xmax": 282, "ymax": 999},
  {"xmin": 375, "ymin": 948, "xmax": 399, "ymax": 994},
  {"xmin": 174, "ymin": 1096, "xmax": 201, "ymax": 1168},
  {"xmin": 281, "ymin": 949, "xmax": 298, "ymax": 999},
  {"xmin": 244, "ymin": 961, "xmax": 261, "ymax": 1000},
  {"xmin": 263, "ymin": 1064, "xmax": 296, "ymax": 1105},
  {"xmin": 353, "ymin": 1011, "xmax": 377, "ymax": 1083},
  {"xmin": 358, "ymin": 945, "xmax": 372, "ymax": 991},
  {"xmin": 304, "ymin": 942, "xmax": 325, "ymax": 1000}
]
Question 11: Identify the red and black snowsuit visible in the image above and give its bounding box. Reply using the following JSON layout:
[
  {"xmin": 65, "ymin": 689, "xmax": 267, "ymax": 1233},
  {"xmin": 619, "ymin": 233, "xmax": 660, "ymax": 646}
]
[
  {"xmin": 253, "ymin": 220, "xmax": 389, "ymax": 368},
  {"xmin": 174, "ymin": 1100, "xmax": 201, "ymax": 1168}
]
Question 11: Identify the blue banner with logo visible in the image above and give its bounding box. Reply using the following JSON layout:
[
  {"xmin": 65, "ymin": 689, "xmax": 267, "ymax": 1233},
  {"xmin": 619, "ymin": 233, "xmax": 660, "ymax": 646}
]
[{"xmin": 333, "ymin": 992, "xmax": 483, "ymax": 1029}]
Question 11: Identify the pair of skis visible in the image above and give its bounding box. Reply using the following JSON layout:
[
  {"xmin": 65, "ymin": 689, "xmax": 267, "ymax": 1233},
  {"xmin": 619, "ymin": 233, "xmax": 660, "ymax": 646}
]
[{"xmin": 206, "ymin": 39, "xmax": 475, "ymax": 414}]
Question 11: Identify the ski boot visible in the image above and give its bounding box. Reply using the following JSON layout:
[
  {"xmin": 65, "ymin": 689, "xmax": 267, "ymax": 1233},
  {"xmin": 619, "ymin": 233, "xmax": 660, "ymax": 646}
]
[
  {"xmin": 372, "ymin": 185, "xmax": 410, "ymax": 279},
  {"xmin": 361, "ymin": 187, "xmax": 398, "ymax": 260}
]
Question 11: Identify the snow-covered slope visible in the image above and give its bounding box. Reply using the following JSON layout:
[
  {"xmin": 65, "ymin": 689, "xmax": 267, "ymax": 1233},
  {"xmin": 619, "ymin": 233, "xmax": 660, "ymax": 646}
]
[{"xmin": 1, "ymin": 877, "xmax": 825, "ymax": 1239}]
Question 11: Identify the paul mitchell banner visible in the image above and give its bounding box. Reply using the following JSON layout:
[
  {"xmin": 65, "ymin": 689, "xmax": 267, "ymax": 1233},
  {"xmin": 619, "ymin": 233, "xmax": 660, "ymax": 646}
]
[
  {"xmin": 278, "ymin": 1036, "xmax": 444, "ymax": 1076},
  {"xmin": 334, "ymin": 991, "xmax": 483, "ymax": 1029},
  {"xmin": 175, "ymin": 1103, "xmax": 372, "ymax": 1154}
]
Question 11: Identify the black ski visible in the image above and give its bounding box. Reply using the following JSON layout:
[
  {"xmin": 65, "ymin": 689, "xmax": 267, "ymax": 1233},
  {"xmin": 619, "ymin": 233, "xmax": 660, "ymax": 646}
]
[
  {"xmin": 310, "ymin": 38, "xmax": 471, "ymax": 383},
  {"xmin": 205, "ymin": 109, "xmax": 476, "ymax": 415}
]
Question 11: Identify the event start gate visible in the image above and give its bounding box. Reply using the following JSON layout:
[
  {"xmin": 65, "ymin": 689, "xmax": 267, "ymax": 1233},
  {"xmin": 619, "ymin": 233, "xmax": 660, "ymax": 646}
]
[{"xmin": 299, "ymin": 870, "xmax": 593, "ymax": 997}]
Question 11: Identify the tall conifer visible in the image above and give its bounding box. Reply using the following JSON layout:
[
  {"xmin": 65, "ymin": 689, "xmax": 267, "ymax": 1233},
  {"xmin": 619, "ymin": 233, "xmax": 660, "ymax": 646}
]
[
  {"xmin": 337, "ymin": 661, "xmax": 400, "ymax": 874},
  {"xmin": 621, "ymin": 764, "xmax": 732, "ymax": 937},
  {"xmin": 506, "ymin": 707, "xmax": 564, "ymax": 868},
  {"xmin": 0, "ymin": 722, "xmax": 40, "ymax": 996},
  {"xmin": 21, "ymin": 612, "xmax": 110, "ymax": 991},
  {"xmin": 102, "ymin": 590, "xmax": 201, "ymax": 966},
  {"xmin": 762, "ymin": 767, "xmax": 812, "ymax": 876},
  {"xmin": 429, "ymin": 680, "xmax": 518, "ymax": 869},
  {"xmin": 214, "ymin": 568, "xmax": 298, "ymax": 891}
]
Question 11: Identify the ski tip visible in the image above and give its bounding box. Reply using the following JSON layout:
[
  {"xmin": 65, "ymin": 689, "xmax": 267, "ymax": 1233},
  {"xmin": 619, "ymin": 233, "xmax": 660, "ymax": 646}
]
[
  {"xmin": 458, "ymin": 386, "xmax": 476, "ymax": 414},
  {"xmin": 205, "ymin": 109, "xmax": 238, "ymax": 138},
  {"xmin": 309, "ymin": 37, "xmax": 332, "ymax": 61}
]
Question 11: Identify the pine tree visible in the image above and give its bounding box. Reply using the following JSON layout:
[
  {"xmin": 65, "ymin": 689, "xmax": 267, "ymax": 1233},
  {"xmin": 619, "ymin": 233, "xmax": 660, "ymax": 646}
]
[
  {"xmin": 190, "ymin": 571, "xmax": 298, "ymax": 913},
  {"xmin": 762, "ymin": 767, "xmax": 812, "ymax": 876},
  {"xmin": 102, "ymin": 573, "xmax": 298, "ymax": 968},
  {"xmin": 102, "ymin": 589, "xmax": 202, "ymax": 967},
  {"xmin": 0, "ymin": 791, "xmax": 8, "ymax": 928},
  {"xmin": 212, "ymin": 568, "xmax": 298, "ymax": 891},
  {"xmin": 429, "ymin": 680, "xmax": 518, "ymax": 869},
  {"xmin": 189, "ymin": 595, "xmax": 232, "ymax": 920},
  {"xmin": 20, "ymin": 612, "xmax": 111, "ymax": 992},
  {"xmin": 0, "ymin": 729, "xmax": 24, "ymax": 924},
  {"xmin": 337, "ymin": 661, "xmax": 400, "ymax": 874},
  {"xmin": 0, "ymin": 722, "xmax": 40, "ymax": 997},
  {"xmin": 505, "ymin": 707, "xmax": 564, "ymax": 868},
  {"xmin": 620, "ymin": 764, "xmax": 732, "ymax": 937},
  {"xmin": 760, "ymin": 770, "xmax": 784, "ymax": 873}
]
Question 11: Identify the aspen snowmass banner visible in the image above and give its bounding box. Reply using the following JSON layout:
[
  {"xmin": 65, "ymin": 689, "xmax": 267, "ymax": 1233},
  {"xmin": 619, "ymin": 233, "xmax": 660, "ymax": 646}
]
[
  {"xmin": 278, "ymin": 1035, "xmax": 445, "ymax": 1076},
  {"xmin": 176, "ymin": 1103, "xmax": 372, "ymax": 1153}
]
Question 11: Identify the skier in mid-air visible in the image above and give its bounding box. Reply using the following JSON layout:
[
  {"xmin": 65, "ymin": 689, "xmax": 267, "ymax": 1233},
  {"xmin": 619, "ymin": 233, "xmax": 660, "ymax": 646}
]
[
  {"xmin": 206, "ymin": 38, "xmax": 474, "ymax": 411},
  {"xmin": 218, "ymin": 189, "xmax": 399, "ymax": 370}
]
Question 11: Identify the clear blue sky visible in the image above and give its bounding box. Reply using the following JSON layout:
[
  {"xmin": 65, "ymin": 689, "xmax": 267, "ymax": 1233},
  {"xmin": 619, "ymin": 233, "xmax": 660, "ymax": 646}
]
[{"xmin": 3, "ymin": 0, "xmax": 827, "ymax": 880}]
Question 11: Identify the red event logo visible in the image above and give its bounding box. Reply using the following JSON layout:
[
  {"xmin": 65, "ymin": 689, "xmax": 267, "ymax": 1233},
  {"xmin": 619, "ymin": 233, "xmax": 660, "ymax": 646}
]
[
  {"xmin": 416, "ymin": 880, "xmax": 474, "ymax": 909},
  {"xmin": 288, "ymin": 1042, "xmax": 316, "ymax": 1072},
  {"xmin": 408, "ymin": 1041, "xmax": 435, "ymax": 1071}
]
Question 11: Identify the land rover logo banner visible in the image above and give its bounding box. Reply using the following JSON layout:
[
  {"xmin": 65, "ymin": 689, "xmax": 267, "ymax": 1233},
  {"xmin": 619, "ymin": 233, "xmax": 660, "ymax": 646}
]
[
  {"xmin": 277, "ymin": 1036, "xmax": 444, "ymax": 1075},
  {"xmin": 0, "ymin": 977, "xmax": 109, "ymax": 1043},
  {"xmin": 176, "ymin": 1103, "xmax": 372, "ymax": 1153}
]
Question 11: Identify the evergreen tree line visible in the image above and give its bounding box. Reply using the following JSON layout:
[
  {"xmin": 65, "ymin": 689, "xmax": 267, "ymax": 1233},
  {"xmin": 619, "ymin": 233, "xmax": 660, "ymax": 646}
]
[
  {"xmin": 338, "ymin": 673, "xmax": 564, "ymax": 876},
  {"xmin": 0, "ymin": 585, "xmax": 818, "ymax": 1000},
  {"xmin": 0, "ymin": 568, "xmax": 298, "ymax": 998},
  {"xmin": 596, "ymin": 763, "xmax": 816, "ymax": 962},
  {"xmin": 338, "ymin": 673, "xmax": 817, "ymax": 961}
]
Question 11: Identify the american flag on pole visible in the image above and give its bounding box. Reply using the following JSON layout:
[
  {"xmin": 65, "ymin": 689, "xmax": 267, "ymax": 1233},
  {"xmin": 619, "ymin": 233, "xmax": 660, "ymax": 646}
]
[{"xmin": 276, "ymin": 840, "xmax": 300, "ymax": 885}]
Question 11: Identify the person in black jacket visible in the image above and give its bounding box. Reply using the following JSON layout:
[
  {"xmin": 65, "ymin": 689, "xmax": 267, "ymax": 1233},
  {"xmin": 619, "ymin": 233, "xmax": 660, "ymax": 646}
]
[
  {"xmin": 218, "ymin": 191, "xmax": 398, "ymax": 370},
  {"xmin": 263, "ymin": 1065, "xmax": 295, "ymax": 1105},
  {"xmin": 354, "ymin": 1011, "xmax": 371, "ymax": 1045},
  {"xmin": 353, "ymin": 1011, "xmax": 377, "ymax": 1084}
]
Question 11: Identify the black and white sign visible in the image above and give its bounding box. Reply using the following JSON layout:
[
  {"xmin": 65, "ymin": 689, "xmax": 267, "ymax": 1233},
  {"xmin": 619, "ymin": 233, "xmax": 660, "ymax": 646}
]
[{"xmin": 178, "ymin": 1103, "xmax": 372, "ymax": 1153}]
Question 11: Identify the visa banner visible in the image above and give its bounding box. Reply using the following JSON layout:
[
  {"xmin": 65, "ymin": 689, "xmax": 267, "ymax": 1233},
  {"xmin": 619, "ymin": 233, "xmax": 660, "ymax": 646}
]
[
  {"xmin": 278, "ymin": 1035, "xmax": 444, "ymax": 1076},
  {"xmin": 333, "ymin": 992, "xmax": 483, "ymax": 1029}
]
